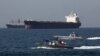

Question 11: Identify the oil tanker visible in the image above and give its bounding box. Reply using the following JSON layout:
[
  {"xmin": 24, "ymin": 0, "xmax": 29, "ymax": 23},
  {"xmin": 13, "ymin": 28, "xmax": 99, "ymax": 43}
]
[
  {"xmin": 6, "ymin": 19, "xmax": 24, "ymax": 28},
  {"xmin": 24, "ymin": 12, "xmax": 81, "ymax": 29}
]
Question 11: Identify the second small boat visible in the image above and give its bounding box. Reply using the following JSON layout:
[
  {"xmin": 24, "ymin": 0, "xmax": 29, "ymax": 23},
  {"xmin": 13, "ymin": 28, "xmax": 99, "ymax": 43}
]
[{"xmin": 54, "ymin": 32, "xmax": 82, "ymax": 40}]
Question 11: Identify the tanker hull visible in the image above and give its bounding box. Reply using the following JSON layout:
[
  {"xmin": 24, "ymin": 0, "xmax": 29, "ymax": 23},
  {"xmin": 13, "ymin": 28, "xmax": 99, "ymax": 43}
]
[
  {"xmin": 6, "ymin": 24, "xmax": 24, "ymax": 28},
  {"xmin": 24, "ymin": 21, "xmax": 81, "ymax": 29}
]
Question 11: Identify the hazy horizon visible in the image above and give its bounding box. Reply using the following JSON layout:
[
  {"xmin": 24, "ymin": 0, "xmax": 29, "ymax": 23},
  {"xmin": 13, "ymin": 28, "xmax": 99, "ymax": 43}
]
[{"xmin": 0, "ymin": 0, "xmax": 100, "ymax": 28}]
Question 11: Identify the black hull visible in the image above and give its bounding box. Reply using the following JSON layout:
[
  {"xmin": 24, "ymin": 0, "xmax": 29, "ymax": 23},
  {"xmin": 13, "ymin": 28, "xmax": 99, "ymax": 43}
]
[
  {"xmin": 6, "ymin": 24, "xmax": 24, "ymax": 28},
  {"xmin": 24, "ymin": 21, "xmax": 81, "ymax": 29}
]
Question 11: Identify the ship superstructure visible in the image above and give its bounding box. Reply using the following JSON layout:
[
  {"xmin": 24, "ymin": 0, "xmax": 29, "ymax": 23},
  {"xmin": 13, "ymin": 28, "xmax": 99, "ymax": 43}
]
[{"xmin": 65, "ymin": 12, "xmax": 80, "ymax": 23}]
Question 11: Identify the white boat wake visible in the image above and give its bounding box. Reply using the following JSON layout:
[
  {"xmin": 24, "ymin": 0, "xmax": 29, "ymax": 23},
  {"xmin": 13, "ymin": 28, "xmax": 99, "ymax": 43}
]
[
  {"xmin": 87, "ymin": 37, "xmax": 100, "ymax": 40},
  {"xmin": 74, "ymin": 46, "xmax": 100, "ymax": 49},
  {"xmin": 31, "ymin": 46, "xmax": 100, "ymax": 50},
  {"xmin": 31, "ymin": 47, "xmax": 61, "ymax": 49}
]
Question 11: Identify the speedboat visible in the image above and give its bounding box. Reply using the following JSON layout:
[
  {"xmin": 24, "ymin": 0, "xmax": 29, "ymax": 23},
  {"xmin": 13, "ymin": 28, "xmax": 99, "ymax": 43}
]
[
  {"xmin": 36, "ymin": 40, "xmax": 73, "ymax": 49},
  {"xmin": 54, "ymin": 32, "xmax": 82, "ymax": 40}
]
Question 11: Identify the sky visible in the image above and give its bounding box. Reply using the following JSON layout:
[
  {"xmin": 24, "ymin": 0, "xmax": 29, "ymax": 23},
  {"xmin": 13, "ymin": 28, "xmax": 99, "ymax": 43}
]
[{"xmin": 0, "ymin": 0, "xmax": 100, "ymax": 28}]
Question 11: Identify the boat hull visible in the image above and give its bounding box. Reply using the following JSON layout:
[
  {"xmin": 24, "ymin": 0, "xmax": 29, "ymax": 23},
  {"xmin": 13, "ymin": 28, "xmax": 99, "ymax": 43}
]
[
  {"xmin": 24, "ymin": 21, "xmax": 81, "ymax": 29},
  {"xmin": 54, "ymin": 36, "xmax": 82, "ymax": 40},
  {"xmin": 38, "ymin": 45, "xmax": 73, "ymax": 49},
  {"xmin": 6, "ymin": 24, "xmax": 24, "ymax": 28}
]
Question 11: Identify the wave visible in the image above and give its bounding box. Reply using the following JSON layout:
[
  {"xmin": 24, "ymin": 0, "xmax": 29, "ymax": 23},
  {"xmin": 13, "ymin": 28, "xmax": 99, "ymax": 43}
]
[
  {"xmin": 74, "ymin": 46, "xmax": 100, "ymax": 49},
  {"xmin": 31, "ymin": 46, "xmax": 100, "ymax": 50},
  {"xmin": 31, "ymin": 47, "xmax": 61, "ymax": 49},
  {"xmin": 31, "ymin": 47, "xmax": 38, "ymax": 49},
  {"xmin": 87, "ymin": 37, "xmax": 100, "ymax": 40}
]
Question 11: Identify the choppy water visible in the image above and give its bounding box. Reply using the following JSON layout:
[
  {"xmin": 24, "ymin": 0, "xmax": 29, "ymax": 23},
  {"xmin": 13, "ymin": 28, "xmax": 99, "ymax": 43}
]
[{"xmin": 0, "ymin": 28, "xmax": 100, "ymax": 56}]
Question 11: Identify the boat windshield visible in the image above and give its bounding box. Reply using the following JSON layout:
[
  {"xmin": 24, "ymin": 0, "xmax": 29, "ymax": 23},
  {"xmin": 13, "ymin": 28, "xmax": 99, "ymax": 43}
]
[{"xmin": 69, "ymin": 32, "xmax": 79, "ymax": 37}]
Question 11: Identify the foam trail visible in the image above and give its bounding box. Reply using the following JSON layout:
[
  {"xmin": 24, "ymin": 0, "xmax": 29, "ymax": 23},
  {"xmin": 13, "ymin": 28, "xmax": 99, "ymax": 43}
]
[
  {"xmin": 31, "ymin": 47, "xmax": 38, "ymax": 49},
  {"xmin": 31, "ymin": 47, "xmax": 60, "ymax": 49},
  {"xmin": 74, "ymin": 46, "xmax": 100, "ymax": 49},
  {"xmin": 87, "ymin": 37, "xmax": 100, "ymax": 40}
]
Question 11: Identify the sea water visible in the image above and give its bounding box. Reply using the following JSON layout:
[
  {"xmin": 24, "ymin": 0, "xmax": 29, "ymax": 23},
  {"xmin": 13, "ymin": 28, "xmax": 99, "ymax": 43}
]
[{"xmin": 0, "ymin": 28, "xmax": 100, "ymax": 56}]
